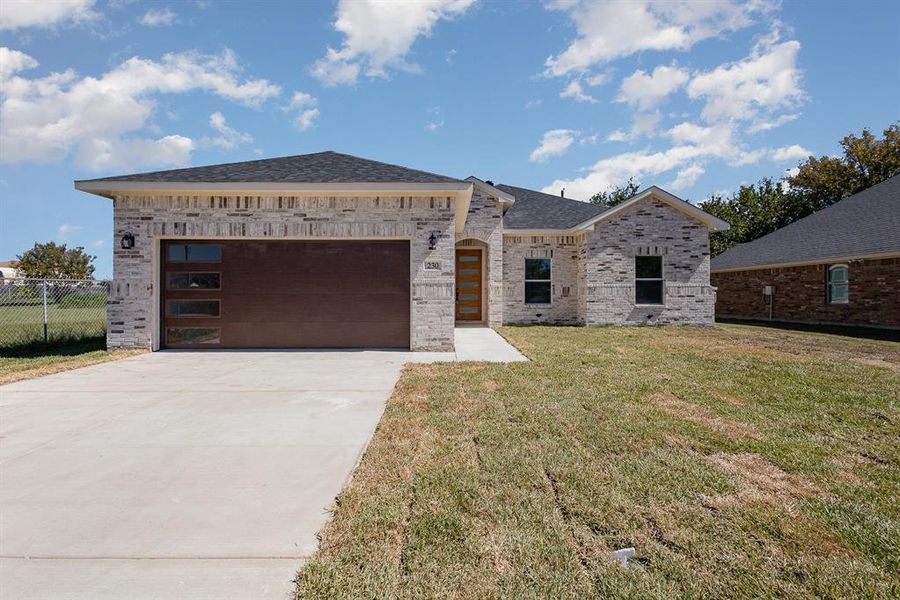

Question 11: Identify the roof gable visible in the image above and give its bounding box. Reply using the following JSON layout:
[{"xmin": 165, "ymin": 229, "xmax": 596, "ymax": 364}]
[{"xmin": 711, "ymin": 175, "xmax": 900, "ymax": 272}]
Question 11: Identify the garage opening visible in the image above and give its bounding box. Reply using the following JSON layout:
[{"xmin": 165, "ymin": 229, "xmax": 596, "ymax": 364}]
[{"xmin": 161, "ymin": 240, "xmax": 410, "ymax": 349}]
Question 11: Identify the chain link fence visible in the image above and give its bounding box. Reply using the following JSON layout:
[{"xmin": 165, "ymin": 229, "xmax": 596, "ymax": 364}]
[{"xmin": 0, "ymin": 278, "xmax": 109, "ymax": 351}]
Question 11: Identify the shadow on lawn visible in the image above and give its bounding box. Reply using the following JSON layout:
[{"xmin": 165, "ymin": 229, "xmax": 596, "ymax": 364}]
[
  {"xmin": 718, "ymin": 318, "xmax": 900, "ymax": 343},
  {"xmin": 0, "ymin": 336, "xmax": 107, "ymax": 359}
]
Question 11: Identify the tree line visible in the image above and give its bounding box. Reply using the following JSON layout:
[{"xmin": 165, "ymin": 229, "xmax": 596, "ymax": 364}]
[{"xmin": 590, "ymin": 123, "xmax": 900, "ymax": 256}]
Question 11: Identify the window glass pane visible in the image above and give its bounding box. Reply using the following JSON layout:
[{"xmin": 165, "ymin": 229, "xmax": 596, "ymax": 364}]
[
  {"xmin": 458, "ymin": 293, "xmax": 479, "ymax": 301},
  {"xmin": 167, "ymin": 244, "xmax": 187, "ymax": 261},
  {"xmin": 458, "ymin": 281, "xmax": 479, "ymax": 289},
  {"xmin": 186, "ymin": 245, "xmax": 221, "ymax": 261},
  {"xmin": 829, "ymin": 266, "xmax": 848, "ymax": 283},
  {"xmin": 635, "ymin": 256, "xmax": 662, "ymax": 279},
  {"xmin": 166, "ymin": 300, "xmax": 220, "ymax": 317},
  {"xmin": 459, "ymin": 306, "xmax": 479, "ymax": 314},
  {"xmin": 458, "ymin": 255, "xmax": 479, "ymax": 262},
  {"xmin": 830, "ymin": 283, "xmax": 848, "ymax": 303},
  {"xmin": 525, "ymin": 281, "xmax": 551, "ymax": 303},
  {"xmin": 167, "ymin": 327, "xmax": 220, "ymax": 345},
  {"xmin": 458, "ymin": 268, "xmax": 480, "ymax": 275},
  {"xmin": 525, "ymin": 258, "xmax": 551, "ymax": 280},
  {"xmin": 167, "ymin": 272, "xmax": 221, "ymax": 289},
  {"xmin": 636, "ymin": 280, "xmax": 664, "ymax": 305}
]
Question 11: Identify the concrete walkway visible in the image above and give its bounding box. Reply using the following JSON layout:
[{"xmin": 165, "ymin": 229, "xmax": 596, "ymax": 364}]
[{"xmin": 0, "ymin": 330, "xmax": 525, "ymax": 600}]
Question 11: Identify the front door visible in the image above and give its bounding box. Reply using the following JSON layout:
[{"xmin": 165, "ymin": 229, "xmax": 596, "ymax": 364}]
[{"xmin": 455, "ymin": 249, "xmax": 482, "ymax": 321}]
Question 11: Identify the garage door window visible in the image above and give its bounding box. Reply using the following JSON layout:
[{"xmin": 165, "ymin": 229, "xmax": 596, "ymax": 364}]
[
  {"xmin": 166, "ymin": 299, "xmax": 220, "ymax": 317},
  {"xmin": 166, "ymin": 327, "xmax": 220, "ymax": 345},
  {"xmin": 167, "ymin": 244, "xmax": 221, "ymax": 262},
  {"xmin": 167, "ymin": 272, "xmax": 221, "ymax": 290}
]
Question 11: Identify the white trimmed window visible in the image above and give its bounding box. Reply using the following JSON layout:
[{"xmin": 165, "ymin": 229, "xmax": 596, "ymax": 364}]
[
  {"xmin": 827, "ymin": 264, "xmax": 849, "ymax": 304},
  {"xmin": 635, "ymin": 256, "xmax": 664, "ymax": 305},
  {"xmin": 524, "ymin": 258, "xmax": 551, "ymax": 304}
]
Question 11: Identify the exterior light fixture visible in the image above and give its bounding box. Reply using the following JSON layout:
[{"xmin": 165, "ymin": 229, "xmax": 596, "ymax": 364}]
[
  {"xmin": 428, "ymin": 231, "xmax": 439, "ymax": 250},
  {"xmin": 121, "ymin": 232, "xmax": 135, "ymax": 249}
]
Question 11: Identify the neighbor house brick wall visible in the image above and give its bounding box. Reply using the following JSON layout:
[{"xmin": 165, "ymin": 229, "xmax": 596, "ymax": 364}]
[
  {"xmin": 459, "ymin": 189, "xmax": 503, "ymax": 326},
  {"xmin": 109, "ymin": 194, "xmax": 456, "ymax": 351},
  {"xmin": 585, "ymin": 198, "xmax": 715, "ymax": 325},
  {"xmin": 711, "ymin": 257, "xmax": 900, "ymax": 328},
  {"xmin": 502, "ymin": 234, "xmax": 585, "ymax": 325}
]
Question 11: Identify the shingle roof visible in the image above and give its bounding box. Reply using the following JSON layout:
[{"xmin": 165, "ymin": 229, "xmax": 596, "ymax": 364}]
[
  {"xmin": 711, "ymin": 175, "xmax": 900, "ymax": 271},
  {"xmin": 496, "ymin": 184, "xmax": 607, "ymax": 229},
  {"xmin": 75, "ymin": 151, "xmax": 465, "ymax": 184}
]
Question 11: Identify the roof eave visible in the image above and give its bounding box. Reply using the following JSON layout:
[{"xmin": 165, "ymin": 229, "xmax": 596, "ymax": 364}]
[
  {"xmin": 74, "ymin": 180, "xmax": 473, "ymax": 200},
  {"xmin": 711, "ymin": 251, "xmax": 900, "ymax": 273},
  {"xmin": 465, "ymin": 176, "xmax": 516, "ymax": 205}
]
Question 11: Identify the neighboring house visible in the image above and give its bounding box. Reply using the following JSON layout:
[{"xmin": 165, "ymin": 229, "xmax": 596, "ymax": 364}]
[
  {"xmin": 711, "ymin": 175, "xmax": 900, "ymax": 329},
  {"xmin": 0, "ymin": 261, "xmax": 21, "ymax": 281},
  {"xmin": 75, "ymin": 151, "xmax": 728, "ymax": 351}
]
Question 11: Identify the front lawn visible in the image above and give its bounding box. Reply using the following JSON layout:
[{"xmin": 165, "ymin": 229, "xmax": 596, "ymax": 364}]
[
  {"xmin": 0, "ymin": 337, "xmax": 145, "ymax": 384},
  {"xmin": 296, "ymin": 324, "xmax": 899, "ymax": 598}
]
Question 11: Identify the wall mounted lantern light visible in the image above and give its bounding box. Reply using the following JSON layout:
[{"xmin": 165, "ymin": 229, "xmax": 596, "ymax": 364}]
[
  {"xmin": 120, "ymin": 232, "xmax": 135, "ymax": 249},
  {"xmin": 428, "ymin": 231, "xmax": 439, "ymax": 250}
]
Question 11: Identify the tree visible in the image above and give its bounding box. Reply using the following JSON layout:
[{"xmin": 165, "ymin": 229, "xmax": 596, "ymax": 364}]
[
  {"xmin": 16, "ymin": 242, "xmax": 96, "ymax": 279},
  {"xmin": 786, "ymin": 123, "xmax": 900, "ymax": 213},
  {"xmin": 589, "ymin": 177, "xmax": 641, "ymax": 207}
]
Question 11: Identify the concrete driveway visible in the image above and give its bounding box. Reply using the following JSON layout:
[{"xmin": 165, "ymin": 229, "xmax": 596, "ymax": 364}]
[{"xmin": 0, "ymin": 349, "xmax": 450, "ymax": 600}]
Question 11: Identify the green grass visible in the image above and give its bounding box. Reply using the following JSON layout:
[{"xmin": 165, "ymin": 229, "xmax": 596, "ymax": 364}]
[
  {"xmin": 0, "ymin": 304, "xmax": 106, "ymax": 349},
  {"xmin": 0, "ymin": 336, "xmax": 144, "ymax": 384},
  {"xmin": 295, "ymin": 324, "xmax": 900, "ymax": 599}
]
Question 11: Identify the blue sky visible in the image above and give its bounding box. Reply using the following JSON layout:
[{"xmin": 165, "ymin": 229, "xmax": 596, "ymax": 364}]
[{"xmin": 1, "ymin": 0, "xmax": 898, "ymax": 278}]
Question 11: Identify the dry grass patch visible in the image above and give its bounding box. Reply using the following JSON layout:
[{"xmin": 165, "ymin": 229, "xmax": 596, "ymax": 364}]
[
  {"xmin": 651, "ymin": 391, "xmax": 761, "ymax": 441},
  {"xmin": 296, "ymin": 324, "xmax": 900, "ymax": 599}
]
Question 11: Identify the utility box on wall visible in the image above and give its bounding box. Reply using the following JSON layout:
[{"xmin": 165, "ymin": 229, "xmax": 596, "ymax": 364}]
[{"xmin": 762, "ymin": 285, "xmax": 774, "ymax": 296}]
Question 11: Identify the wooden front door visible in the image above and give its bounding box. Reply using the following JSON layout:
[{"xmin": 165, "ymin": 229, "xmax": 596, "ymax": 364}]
[{"xmin": 455, "ymin": 249, "xmax": 483, "ymax": 321}]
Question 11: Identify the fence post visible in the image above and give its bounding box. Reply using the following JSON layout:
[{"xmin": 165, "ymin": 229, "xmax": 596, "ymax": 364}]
[{"xmin": 42, "ymin": 279, "xmax": 49, "ymax": 344}]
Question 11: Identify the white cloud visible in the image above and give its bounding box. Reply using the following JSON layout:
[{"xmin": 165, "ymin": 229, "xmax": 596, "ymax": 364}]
[
  {"xmin": 140, "ymin": 8, "xmax": 177, "ymax": 27},
  {"xmin": 585, "ymin": 71, "xmax": 612, "ymax": 87},
  {"xmin": 288, "ymin": 91, "xmax": 317, "ymax": 110},
  {"xmin": 524, "ymin": 99, "xmax": 543, "ymax": 110},
  {"xmin": 669, "ymin": 164, "xmax": 705, "ymax": 190},
  {"xmin": 0, "ymin": 0, "xmax": 97, "ymax": 30},
  {"xmin": 0, "ymin": 47, "xmax": 280, "ymax": 170},
  {"xmin": 311, "ymin": 0, "xmax": 475, "ymax": 86},
  {"xmin": 426, "ymin": 120, "xmax": 444, "ymax": 132},
  {"xmin": 0, "ymin": 47, "xmax": 38, "ymax": 79},
  {"xmin": 202, "ymin": 112, "xmax": 252, "ymax": 150},
  {"xmin": 771, "ymin": 144, "xmax": 810, "ymax": 162},
  {"xmin": 607, "ymin": 110, "xmax": 662, "ymax": 142},
  {"xmin": 92, "ymin": 239, "xmax": 105, "ymax": 248},
  {"xmin": 747, "ymin": 112, "xmax": 799, "ymax": 133},
  {"xmin": 446, "ymin": 49, "xmax": 457, "ymax": 64},
  {"xmin": 294, "ymin": 109, "xmax": 320, "ymax": 132},
  {"xmin": 687, "ymin": 29, "xmax": 804, "ymax": 125},
  {"xmin": 617, "ymin": 63, "xmax": 689, "ymax": 110},
  {"xmin": 74, "ymin": 135, "xmax": 194, "ymax": 171},
  {"xmin": 56, "ymin": 223, "xmax": 83, "ymax": 240},
  {"xmin": 560, "ymin": 80, "xmax": 598, "ymax": 103},
  {"xmin": 529, "ymin": 129, "xmax": 584, "ymax": 162},
  {"xmin": 544, "ymin": 0, "xmax": 774, "ymax": 77}
]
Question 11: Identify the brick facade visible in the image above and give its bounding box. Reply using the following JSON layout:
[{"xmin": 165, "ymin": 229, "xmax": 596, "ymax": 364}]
[
  {"xmin": 458, "ymin": 189, "xmax": 503, "ymax": 327},
  {"xmin": 712, "ymin": 257, "xmax": 900, "ymax": 328},
  {"xmin": 109, "ymin": 194, "xmax": 456, "ymax": 351},
  {"xmin": 502, "ymin": 234, "xmax": 585, "ymax": 324},
  {"xmin": 585, "ymin": 198, "xmax": 715, "ymax": 325},
  {"xmin": 500, "ymin": 198, "xmax": 715, "ymax": 326}
]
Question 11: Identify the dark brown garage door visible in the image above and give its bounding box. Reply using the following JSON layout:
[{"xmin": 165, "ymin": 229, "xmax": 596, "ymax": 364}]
[{"xmin": 161, "ymin": 240, "xmax": 410, "ymax": 349}]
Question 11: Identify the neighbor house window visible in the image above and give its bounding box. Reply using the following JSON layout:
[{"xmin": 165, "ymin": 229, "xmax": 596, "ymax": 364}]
[
  {"xmin": 635, "ymin": 256, "xmax": 664, "ymax": 305},
  {"xmin": 524, "ymin": 258, "xmax": 551, "ymax": 304},
  {"xmin": 827, "ymin": 264, "xmax": 849, "ymax": 304}
]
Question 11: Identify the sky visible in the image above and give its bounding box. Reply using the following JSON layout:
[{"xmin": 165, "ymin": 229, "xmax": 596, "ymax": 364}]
[{"xmin": 1, "ymin": 0, "xmax": 898, "ymax": 278}]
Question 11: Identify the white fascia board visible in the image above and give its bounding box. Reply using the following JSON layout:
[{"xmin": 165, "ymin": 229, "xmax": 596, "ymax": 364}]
[
  {"xmin": 571, "ymin": 186, "xmax": 731, "ymax": 232},
  {"xmin": 74, "ymin": 180, "xmax": 473, "ymax": 199},
  {"xmin": 710, "ymin": 251, "xmax": 900, "ymax": 273},
  {"xmin": 465, "ymin": 176, "xmax": 516, "ymax": 205}
]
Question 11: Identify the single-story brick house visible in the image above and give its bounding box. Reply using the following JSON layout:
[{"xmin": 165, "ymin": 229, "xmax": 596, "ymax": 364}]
[
  {"xmin": 75, "ymin": 151, "xmax": 729, "ymax": 351},
  {"xmin": 711, "ymin": 175, "xmax": 900, "ymax": 329}
]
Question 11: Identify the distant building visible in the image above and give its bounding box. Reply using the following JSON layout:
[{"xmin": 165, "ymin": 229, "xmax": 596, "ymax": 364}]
[
  {"xmin": 711, "ymin": 176, "xmax": 900, "ymax": 329},
  {"xmin": 0, "ymin": 261, "xmax": 20, "ymax": 281}
]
